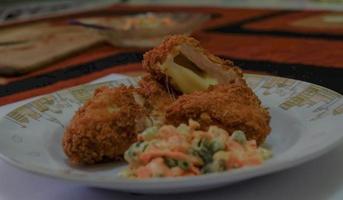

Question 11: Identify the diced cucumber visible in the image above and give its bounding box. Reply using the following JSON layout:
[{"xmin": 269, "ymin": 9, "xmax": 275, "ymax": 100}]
[
  {"xmin": 178, "ymin": 160, "xmax": 190, "ymax": 170},
  {"xmin": 213, "ymin": 151, "xmax": 230, "ymax": 161},
  {"xmin": 177, "ymin": 123, "xmax": 190, "ymax": 135},
  {"xmin": 201, "ymin": 159, "xmax": 226, "ymax": 174},
  {"xmin": 164, "ymin": 158, "xmax": 178, "ymax": 168},
  {"xmin": 192, "ymin": 138, "xmax": 213, "ymax": 164},
  {"xmin": 124, "ymin": 141, "xmax": 149, "ymax": 162},
  {"xmin": 259, "ymin": 147, "xmax": 273, "ymax": 160},
  {"xmin": 231, "ymin": 130, "xmax": 247, "ymax": 144},
  {"xmin": 141, "ymin": 126, "xmax": 158, "ymax": 140},
  {"xmin": 210, "ymin": 139, "xmax": 225, "ymax": 153}
]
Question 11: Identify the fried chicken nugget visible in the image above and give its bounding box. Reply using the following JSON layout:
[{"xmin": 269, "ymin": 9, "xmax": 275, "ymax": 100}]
[
  {"xmin": 143, "ymin": 35, "xmax": 244, "ymax": 94},
  {"xmin": 62, "ymin": 86, "xmax": 150, "ymax": 165},
  {"xmin": 165, "ymin": 83, "xmax": 271, "ymax": 145}
]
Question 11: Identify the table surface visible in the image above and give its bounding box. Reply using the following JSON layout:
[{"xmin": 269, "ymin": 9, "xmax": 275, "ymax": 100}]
[{"xmin": 0, "ymin": 74, "xmax": 342, "ymax": 200}]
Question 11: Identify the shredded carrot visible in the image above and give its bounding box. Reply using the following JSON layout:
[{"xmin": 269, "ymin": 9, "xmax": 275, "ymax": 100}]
[
  {"xmin": 135, "ymin": 166, "xmax": 152, "ymax": 178},
  {"xmin": 139, "ymin": 150, "xmax": 191, "ymax": 164}
]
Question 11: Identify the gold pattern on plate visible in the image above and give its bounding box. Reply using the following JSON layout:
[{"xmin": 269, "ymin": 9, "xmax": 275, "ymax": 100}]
[
  {"xmin": 262, "ymin": 78, "xmax": 297, "ymax": 96},
  {"xmin": 262, "ymin": 78, "xmax": 296, "ymax": 90},
  {"xmin": 245, "ymin": 75, "xmax": 265, "ymax": 90},
  {"xmin": 280, "ymin": 85, "xmax": 341, "ymax": 110},
  {"xmin": 30, "ymin": 96, "xmax": 55, "ymax": 112},
  {"xmin": 4, "ymin": 80, "xmax": 129, "ymax": 127},
  {"xmin": 333, "ymin": 104, "xmax": 343, "ymax": 115},
  {"xmin": 6, "ymin": 105, "xmax": 41, "ymax": 127}
]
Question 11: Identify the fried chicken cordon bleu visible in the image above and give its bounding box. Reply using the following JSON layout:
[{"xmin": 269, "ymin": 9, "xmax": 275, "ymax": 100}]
[
  {"xmin": 63, "ymin": 35, "xmax": 271, "ymax": 165},
  {"xmin": 143, "ymin": 35, "xmax": 270, "ymax": 144},
  {"xmin": 143, "ymin": 35, "xmax": 244, "ymax": 93}
]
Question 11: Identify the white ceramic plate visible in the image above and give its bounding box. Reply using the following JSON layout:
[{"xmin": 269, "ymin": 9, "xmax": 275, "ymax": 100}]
[{"xmin": 0, "ymin": 74, "xmax": 342, "ymax": 194}]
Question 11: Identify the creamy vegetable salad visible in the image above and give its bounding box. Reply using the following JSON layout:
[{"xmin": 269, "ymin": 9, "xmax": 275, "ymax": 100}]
[{"xmin": 123, "ymin": 120, "xmax": 272, "ymax": 178}]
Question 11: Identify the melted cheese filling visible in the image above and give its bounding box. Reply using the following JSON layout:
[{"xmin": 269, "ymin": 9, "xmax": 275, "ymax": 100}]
[{"xmin": 160, "ymin": 53, "xmax": 217, "ymax": 93}]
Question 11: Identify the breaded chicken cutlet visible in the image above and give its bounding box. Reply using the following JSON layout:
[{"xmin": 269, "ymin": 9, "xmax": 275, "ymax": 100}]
[
  {"xmin": 63, "ymin": 76, "xmax": 173, "ymax": 165},
  {"xmin": 166, "ymin": 83, "xmax": 271, "ymax": 145},
  {"xmin": 63, "ymin": 86, "xmax": 145, "ymax": 165},
  {"xmin": 142, "ymin": 35, "xmax": 270, "ymax": 144},
  {"xmin": 143, "ymin": 35, "xmax": 244, "ymax": 94}
]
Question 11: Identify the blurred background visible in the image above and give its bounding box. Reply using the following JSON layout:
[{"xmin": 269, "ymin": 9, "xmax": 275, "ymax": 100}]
[
  {"xmin": 0, "ymin": 0, "xmax": 342, "ymax": 104},
  {"xmin": 1, "ymin": 0, "xmax": 343, "ymax": 25}
]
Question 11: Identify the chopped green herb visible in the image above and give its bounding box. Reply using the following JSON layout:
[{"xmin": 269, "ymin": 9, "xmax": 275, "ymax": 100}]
[
  {"xmin": 177, "ymin": 123, "xmax": 190, "ymax": 135},
  {"xmin": 142, "ymin": 143, "xmax": 149, "ymax": 152},
  {"xmin": 178, "ymin": 161, "xmax": 190, "ymax": 170},
  {"xmin": 192, "ymin": 138, "xmax": 214, "ymax": 164},
  {"xmin": 202, "ymin": 159, "xmax": 227, "ymax": 174},
  {"xmin": 135, "ymin": 141, "xmax": 142, "ymax": 147},
  {"xmin": 259, "ymin": 147, "xmax": 273, "ymax": 160},
  {"xmin": 210, "ymin": 139, "xmax": 225, "ymax": 153},
  {"xmin": 141, "ymin": 126, "xmax": 158, "ymax": 140},
  {"xmin": 165, "ymin": 158, "xmax": 178, "ymax": 168}
]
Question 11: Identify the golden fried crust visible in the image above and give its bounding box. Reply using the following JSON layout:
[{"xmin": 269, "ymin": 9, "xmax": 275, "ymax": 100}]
[
  {"xmin": 62, "ymin": 86, "xmax": 148, "ymax": 165},
  {"xmin": 137, "ymin": 75, "xmax": 175, "ymax": 126},
  {"xmin": 165, "ymin": 84, "xmax": 271, "ymax": 145},
  {"xmin": 142, "ymin": 35, "xmax": 242, "ymax": 82}
]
